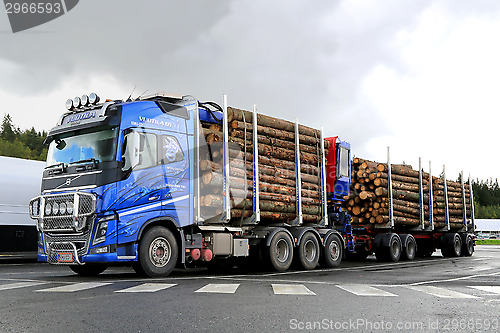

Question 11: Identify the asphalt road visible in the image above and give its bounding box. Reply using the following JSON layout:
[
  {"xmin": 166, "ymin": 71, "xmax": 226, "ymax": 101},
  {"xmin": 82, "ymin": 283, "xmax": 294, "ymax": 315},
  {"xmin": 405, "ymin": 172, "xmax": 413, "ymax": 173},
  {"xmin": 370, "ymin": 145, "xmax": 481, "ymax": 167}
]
[{"xmin": 0, "ymin": 245, "xmax": 499, "ymax": 333}]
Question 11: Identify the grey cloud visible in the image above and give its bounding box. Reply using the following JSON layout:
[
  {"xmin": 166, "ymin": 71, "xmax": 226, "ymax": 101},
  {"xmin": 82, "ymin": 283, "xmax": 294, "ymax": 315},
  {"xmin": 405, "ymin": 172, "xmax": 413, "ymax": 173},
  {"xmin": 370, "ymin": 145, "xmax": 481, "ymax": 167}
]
[{"xmin": 1, "ymin": 0, "xmax": 498, "ymax": 160}]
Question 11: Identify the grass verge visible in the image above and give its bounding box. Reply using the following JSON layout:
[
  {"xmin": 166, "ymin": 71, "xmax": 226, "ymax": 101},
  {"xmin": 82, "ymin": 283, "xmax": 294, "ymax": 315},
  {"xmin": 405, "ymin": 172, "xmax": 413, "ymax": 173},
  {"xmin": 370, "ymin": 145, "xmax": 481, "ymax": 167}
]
[{"xmin": 475, "ymin": 239, "xmax": 500, "ymax": 245}]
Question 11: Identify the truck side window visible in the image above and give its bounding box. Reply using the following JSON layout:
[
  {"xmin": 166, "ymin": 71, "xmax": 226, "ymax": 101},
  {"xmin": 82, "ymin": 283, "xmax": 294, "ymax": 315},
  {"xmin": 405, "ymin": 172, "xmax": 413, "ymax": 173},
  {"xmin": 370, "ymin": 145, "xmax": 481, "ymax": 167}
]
[
  {"xmin": 160, "ymin": 135, "xmax": 184, "ymax": 164},
  {"xmin": 338, "ymin": 146, "xmax": 350, "ymax": 178},
  {"xmin": 121, "ymin": 130, "xmax": 158, "ymax": 171}
]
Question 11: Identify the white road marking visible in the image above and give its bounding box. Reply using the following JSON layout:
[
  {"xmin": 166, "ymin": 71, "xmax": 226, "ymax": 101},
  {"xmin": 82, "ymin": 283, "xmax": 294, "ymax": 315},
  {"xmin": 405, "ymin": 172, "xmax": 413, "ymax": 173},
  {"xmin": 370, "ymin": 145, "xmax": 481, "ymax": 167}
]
[
  {"xmin": 195, "ymin": 283, "xmax": 240, "ymax": 294},
  {"xmin": 407, "ymin": 286, "xmax": 478, "ymax": 298},
  {"xmin": 469, "ymin": 286, "xmax": 500, "ymax": 295},
  {"xmin": 272, "ymin": 284, "xmax": 315, "ymax": 295},
  {"xmin": 408, "ymin": 271, "xmax": 500, "ymax": 286},
  {"xmin": 0, "ymin": 281, "xmax": 46, "ymax": 291},
  {"xmin": 336, "ymin": 284, "xmax": 396, "ymax": 297},
  {"xmin": 115, "ymin": 283, "xmax": 177, "ymax": 293},
  {"xmin": 36, "ymin": 282, "xmax": 111, "ymax": 292}
]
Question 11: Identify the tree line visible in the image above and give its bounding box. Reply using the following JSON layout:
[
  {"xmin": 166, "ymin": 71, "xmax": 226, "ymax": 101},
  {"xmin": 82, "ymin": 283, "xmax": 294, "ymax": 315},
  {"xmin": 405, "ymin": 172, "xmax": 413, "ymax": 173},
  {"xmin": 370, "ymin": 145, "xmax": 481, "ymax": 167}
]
[
  {"xmin": 0, "ymin": 114, "xmax": 47, "ymax": 161},
  {"xmin": 0, "ymin": 113, "xmax": 498, "ymax": 218}
]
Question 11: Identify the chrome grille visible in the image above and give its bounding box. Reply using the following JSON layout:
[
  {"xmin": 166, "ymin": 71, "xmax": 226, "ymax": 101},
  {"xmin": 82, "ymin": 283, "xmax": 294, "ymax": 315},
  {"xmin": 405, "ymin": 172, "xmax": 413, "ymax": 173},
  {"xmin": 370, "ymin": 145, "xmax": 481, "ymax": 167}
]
[
  {"xmin": 43, "ymin": 216, "xmax": 74, "ymax": 232},
  {"xmin": 44, "ymin": 220, "xmax": 93, "ymax": 264},
  {"xmin": 47, "ymin": 242, "xmax": 80, "ymax": 265},
  {"xmin": 40, "ymin": 192, "xmax": 96, "ymax": 232}
]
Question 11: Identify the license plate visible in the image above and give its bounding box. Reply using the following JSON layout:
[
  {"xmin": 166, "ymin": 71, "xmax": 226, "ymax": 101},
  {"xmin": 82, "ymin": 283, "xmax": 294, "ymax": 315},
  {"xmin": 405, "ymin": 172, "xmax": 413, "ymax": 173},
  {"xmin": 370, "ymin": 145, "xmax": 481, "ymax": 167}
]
[{"xmin": 57, "ymin": 252, "xmax": 74, "ymax": 263}]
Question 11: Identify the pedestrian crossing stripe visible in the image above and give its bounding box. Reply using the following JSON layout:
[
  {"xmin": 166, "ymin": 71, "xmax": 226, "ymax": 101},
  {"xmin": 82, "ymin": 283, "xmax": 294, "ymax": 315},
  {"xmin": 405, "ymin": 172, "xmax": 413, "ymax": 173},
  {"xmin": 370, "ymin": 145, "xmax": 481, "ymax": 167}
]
[
  {"xmin": 195, "ymin": 283, "xmax": 240, "ymax": 294},
  {"xmin": 468, "ymin": 286, "xmax": 500, "ymax": 295},
  {"xmin": 406, "ymin": 286, "xmax": 478, "ymax": 299},
  {"xmin": 115, "ymin": 283, "xmax": 177, "ymax": 293},
  {"xmin": 0, "ymin": 281, "xmax": 47, "ymax": 291},
  {"xmin": 36, "ymin": 282, "xmax": 112, "ymax": 292},
  {"xmin": 272, "ymin": 284, "xmax": 315, "ymax": 295},
  {"xmin": 336, "ymin": 284, "xmax": 397, "ymax": 297}
]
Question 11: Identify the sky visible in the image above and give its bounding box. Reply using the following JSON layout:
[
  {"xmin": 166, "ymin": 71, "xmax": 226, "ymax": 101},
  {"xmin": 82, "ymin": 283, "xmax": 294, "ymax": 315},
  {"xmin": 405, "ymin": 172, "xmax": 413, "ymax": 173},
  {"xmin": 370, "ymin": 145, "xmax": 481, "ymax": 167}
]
[{"xmin": 0, "ymin": 0, "xmax": 499, "ymax": 181}]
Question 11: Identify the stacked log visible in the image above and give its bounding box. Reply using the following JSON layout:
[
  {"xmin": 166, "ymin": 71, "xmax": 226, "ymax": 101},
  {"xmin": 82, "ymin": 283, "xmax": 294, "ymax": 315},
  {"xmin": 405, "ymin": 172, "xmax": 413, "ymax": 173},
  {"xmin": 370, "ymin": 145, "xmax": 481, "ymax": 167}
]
[
  {"xmin": 200, "ymin": 107, "xmax": 328, "ymax": 224},
  {"xmin": 432, "ymin": 177, "xmax": 471, "ymax": 228},
  {"xmin": 344, "ymin": 158, "xmax": 472, "ymax": 230}
]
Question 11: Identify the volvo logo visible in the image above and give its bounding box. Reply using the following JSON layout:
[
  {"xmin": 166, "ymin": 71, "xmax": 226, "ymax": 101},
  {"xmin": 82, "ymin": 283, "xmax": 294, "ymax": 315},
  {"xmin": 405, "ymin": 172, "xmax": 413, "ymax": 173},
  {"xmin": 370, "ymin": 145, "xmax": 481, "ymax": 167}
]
[{"xmin": 55, "ymin": 175, "xmax": 82, "ymax": 190}]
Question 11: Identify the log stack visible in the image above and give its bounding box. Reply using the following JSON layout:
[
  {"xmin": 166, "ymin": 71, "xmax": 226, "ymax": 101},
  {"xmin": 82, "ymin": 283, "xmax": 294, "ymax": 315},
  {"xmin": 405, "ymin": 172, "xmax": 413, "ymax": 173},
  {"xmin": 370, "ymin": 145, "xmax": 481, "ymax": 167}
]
[
  {"xmin": 199, "ymin": 107, "xmax": 328, "ymax": 224},
  {"xmin": 344, "ymin": 158, "xmax": 473, "ymax": 230}
]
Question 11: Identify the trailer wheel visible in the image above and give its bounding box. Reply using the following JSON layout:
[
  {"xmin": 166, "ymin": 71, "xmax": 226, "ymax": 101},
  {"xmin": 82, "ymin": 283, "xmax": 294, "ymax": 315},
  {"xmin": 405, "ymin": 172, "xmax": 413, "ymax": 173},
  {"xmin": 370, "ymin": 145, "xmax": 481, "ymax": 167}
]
[
  {"xmin": 400, "ymin": 234, "xmax": 417, "ymax": 261},
  {"xmin": 136, "ymin": 226, "xmax": 178, "ymax": 277},
  {"xmin": 441, "ymin": 233, "xmax": 462, "ymax": 257},
  {"xmin": 69, "ymin": 264, "xmax": 107, "ymax": 276},
  {"xmin": 375, "ymin": 233, "xmax": 401, "ymax": 262},
  {"xmin": 320, "ymin": 234, "xmax": 343, "ymax": 268},
  {"xmin": 267, "ymin": 231, "xmax": 293, "ymax": 272},
  {"xmin": 296, "ymin": 232, "xmax": 320, "ymax": 270},
  {"xmin": 461, "ymin": 234, "xmax": 474, "ymax": 257}
]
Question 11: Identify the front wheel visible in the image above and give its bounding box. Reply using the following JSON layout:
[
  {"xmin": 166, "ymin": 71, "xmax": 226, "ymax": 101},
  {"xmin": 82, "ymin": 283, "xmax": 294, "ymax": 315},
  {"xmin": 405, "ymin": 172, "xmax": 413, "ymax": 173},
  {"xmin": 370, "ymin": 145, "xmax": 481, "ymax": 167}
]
[
  {"xmin": 320, "ymin": 234, "xmax": 343, "ymax": 268},
  {"xmin": 69, "ymin": 264, "xmax": 107, "ymax": 276},
  {"xmin": 136, "ymin": 226, "xmax": 178, "ymax": 278}
]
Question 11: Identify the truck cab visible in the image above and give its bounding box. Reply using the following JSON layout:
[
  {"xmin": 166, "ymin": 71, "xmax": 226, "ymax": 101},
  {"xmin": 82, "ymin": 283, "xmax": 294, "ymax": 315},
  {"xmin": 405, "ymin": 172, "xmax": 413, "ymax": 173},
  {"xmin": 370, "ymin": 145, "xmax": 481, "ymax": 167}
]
[{"xmin": 30, "ymin": 93, "xmax": 199, "ymax": 273}]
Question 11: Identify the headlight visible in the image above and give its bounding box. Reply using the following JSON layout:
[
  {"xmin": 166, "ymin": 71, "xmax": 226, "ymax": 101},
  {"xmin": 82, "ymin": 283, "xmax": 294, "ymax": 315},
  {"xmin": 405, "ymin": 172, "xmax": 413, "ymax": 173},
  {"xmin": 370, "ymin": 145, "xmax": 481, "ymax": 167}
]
[
  {"xmin": 52, "ymin": 202, "xmax": 60, "ymax": 215},
  {"xmin": 89, "ymin": 92, "xmax": 100, "ymax": 104},
  {"xmin": 92, "ymin": 220, "xmax": 109, "ymax": 245},
  {"xmin": 29, "ymin": 198, "xmax": 40, "ymax": 218},
  {"xmin": 81, "ymin": 94, "xmax": 89, "ymax": 106},
  {"xmin": 59, "ymin": 202, "xmax": 66, "ymax": 215},
  {"xmin": 73, "ymin": 96, "xmax": 81, "ymax": 108},
  {"xmin": 65, "ymin": 99, "xmax": 74, "ymax": 110},
  {"xmin": 45, "ymin": 203, "xmax": 52, "ymax": 216},
  {"xmin": 66, "ymin": 201, "xmax": 74, "ymax": 215}
]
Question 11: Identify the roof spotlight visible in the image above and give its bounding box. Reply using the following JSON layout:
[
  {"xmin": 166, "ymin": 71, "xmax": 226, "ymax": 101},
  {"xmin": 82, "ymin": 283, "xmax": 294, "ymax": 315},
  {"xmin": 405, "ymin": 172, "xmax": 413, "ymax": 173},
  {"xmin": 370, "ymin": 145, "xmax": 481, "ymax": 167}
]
[
  {"xmin": 65, "ymin": 99, "xmax": 74, "ymax": 111},
  {"xmin": 89, "ymin": 93, "xmax": 100, "ymax": 105},
  {"xmin": 73, "ymin": 96, "xmax": 82, "ymax": 108},
  {"xmin": 81, "ymin": 94, "xmax": 89, "ymax": 106}
]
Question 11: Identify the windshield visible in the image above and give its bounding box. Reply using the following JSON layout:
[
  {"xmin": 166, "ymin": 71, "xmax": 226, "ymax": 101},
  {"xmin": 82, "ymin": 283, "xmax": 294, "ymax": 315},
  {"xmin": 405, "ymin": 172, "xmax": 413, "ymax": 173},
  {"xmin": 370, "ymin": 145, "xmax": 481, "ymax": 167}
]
[{"xmin": 46, "ymin": 127, "xmax": 118, "ymax": 166}]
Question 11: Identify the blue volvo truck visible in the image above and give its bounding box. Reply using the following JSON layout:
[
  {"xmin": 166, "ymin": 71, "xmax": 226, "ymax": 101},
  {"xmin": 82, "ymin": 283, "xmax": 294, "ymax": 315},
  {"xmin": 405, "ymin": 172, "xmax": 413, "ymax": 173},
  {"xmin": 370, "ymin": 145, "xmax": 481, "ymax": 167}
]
[{"xmin": 29, "ymin": 92, "xmax": 353, "ymax": 277}]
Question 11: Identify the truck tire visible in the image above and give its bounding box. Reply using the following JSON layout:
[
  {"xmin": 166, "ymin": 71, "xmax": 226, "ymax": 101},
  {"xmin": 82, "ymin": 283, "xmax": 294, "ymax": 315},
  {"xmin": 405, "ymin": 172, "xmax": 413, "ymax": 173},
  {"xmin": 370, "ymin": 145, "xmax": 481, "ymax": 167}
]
[
  {"xmin": 136, "ymin": 226, "xmax": 178, "ymax": 278},
  {"xmin": 400, "ymin": 234, "xmax": 417, "ymax": 261},
  {"xmin": 320, "ymin": 233, "xmax": 343, "ymax": 268},
  {"xmin": 296, "ymin": 232, "xmax": 320, "ymax": 270},
  {"xmin": 375, "ymin": 233, "xmax": 401, "ymax": 262},
  {"xmin": 441, "ymin": 233, "xmax": 462, "ymax": 257},
  {"xmin": 461, "ymin": 233, "xmax": 474, "ymax": 257},
  {"xmin": 69, "ymin": 264, "xmax": 107, "ymax": 276},
  {"xmin": 267, "ymin": 231, "xmax": 293, "ymax": 272}
]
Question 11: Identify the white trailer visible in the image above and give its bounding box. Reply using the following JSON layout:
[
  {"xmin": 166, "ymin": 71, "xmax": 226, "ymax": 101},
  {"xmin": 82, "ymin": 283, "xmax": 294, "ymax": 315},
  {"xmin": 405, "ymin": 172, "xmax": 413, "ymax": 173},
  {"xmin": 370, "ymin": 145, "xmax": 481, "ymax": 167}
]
[{"xmin": 0, "ymin": 156, "xmax": 44, "ymax": 253}]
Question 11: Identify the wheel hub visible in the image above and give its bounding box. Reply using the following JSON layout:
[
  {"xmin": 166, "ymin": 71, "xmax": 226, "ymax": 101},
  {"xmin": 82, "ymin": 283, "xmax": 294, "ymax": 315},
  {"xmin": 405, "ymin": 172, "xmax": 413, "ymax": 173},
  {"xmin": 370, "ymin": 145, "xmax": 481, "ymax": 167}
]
[
  {"xmin": 149, "ymin": 237, "xmax": 171, "ymax": 268},
  {"xmin": 328, "ymin": 241, "xmax": 340, "ymax": 261},
  {"xmin": 275, "ymin": 239, "xmax": 290, "ymax": 263}
]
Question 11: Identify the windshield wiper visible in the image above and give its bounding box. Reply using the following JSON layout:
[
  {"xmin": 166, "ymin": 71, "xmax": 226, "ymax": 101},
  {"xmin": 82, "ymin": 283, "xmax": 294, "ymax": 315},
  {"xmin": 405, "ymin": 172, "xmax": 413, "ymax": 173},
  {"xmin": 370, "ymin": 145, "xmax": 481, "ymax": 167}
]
[
  {"xmin": 69, "ymin": 158, "xmax": 100, "ymax": 171},
  {"xmin": 45, "ymin": 162, "xmax": 67, "ymax": 175}
]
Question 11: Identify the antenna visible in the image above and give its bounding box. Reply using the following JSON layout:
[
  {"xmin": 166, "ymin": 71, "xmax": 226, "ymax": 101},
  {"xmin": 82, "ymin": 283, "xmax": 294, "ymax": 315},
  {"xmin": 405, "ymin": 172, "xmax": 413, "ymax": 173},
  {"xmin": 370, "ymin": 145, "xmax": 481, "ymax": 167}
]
[
  {"xmin": 135, "ymin": 89, "xmax": 149, "ymax": 101},
  {"xmin": 126, "ymin": 85, "xmax": 137, "ymax": 102}
]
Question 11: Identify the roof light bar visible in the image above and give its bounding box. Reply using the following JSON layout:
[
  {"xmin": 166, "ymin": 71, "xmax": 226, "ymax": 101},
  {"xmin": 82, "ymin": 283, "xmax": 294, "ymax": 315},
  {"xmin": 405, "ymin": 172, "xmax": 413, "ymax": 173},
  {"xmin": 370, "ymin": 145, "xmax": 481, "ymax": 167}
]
[{"xmin": 65, "ymin": 93, "xmax": 101, "ymax": 111}]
